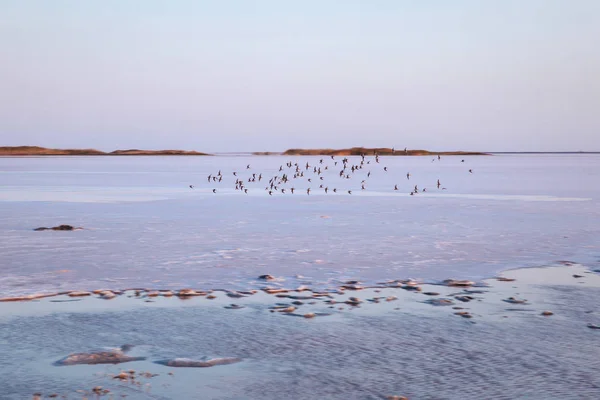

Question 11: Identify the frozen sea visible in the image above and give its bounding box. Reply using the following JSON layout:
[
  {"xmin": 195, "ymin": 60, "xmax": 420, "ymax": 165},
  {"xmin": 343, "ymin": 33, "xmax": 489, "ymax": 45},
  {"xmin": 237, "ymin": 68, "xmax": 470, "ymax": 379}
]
[{"xmin": 1, "ymin": 154, "xmax": 599, "ymax": 296}]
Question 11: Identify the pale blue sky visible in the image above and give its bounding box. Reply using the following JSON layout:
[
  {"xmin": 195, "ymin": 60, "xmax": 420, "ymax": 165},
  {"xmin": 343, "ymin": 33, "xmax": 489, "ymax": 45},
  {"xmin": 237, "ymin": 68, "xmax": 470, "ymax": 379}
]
[{"xmin": 1, "ymin": 0, "xmax": 599, "ymax": 152}]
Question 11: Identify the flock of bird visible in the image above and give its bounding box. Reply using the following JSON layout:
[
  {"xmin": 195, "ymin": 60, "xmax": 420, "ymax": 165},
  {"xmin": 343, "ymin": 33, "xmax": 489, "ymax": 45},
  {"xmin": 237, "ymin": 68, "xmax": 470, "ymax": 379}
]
[{"xmin": 189, "ymin": 151, "xmax": 473, "ymax": 196}]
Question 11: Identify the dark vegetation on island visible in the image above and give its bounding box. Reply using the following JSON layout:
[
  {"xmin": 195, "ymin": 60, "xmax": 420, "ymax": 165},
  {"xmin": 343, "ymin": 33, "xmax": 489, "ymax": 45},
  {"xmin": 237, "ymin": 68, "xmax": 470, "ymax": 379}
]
[
  {"xmin": 0, "ymin": 146, "xmax": 211, "ymax": 156},
  {"xmin": 249, "ymin": 148, "xmax": 489, "ymax": 156},
  {"xmin": 280, "ymin": 147, "xmax": 489, "ymax": 156}
]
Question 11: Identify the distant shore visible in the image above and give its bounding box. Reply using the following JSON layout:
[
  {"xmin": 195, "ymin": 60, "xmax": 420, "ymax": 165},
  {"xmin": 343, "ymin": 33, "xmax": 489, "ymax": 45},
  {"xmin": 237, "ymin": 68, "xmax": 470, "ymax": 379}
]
[
  {"xmin": 278, "ymin": 147, "xmax": 489, "ymax": 156},
  {"xmin": 4, "ymin": 146, "xmax": 596, "ymax": 157},
  {"xmin": 0, "ymin": 146, "xmax": 211, "ymax": 156}
]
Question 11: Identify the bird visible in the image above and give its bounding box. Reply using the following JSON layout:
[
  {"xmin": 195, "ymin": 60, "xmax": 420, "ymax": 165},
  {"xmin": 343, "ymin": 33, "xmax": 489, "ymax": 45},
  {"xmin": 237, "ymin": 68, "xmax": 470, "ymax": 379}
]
[
  {"xmin": 394, "ymin": 185, "xmax": 398, "ymax": 191},
  {"xmin": 189, "ymin": 185, "xmax": 194, "ymax": 189},
  {"xmin": 233, "ymin": 172, "xmax": 237, "ymax": 176},
  {"xmin": 406, "ymin": 173, "xmax": 410, "ymax": 180},
  {"xmin": 244, "ymin": 189, "xmax": 248, "ymax": 194},
  {"xmin": 469, "ymin": 169, "xmax": 473, "ymax": 173},
  {"xmin": 384, "ymin": 167, "xmax": 388, "ymax": 172},
  {"xmin": 348, "ymin": 190, "xmax": 352, "ymax": 195},
  {"xmin": 291, "ymin": 188, "xmax": 295, "ymax": 194},
  {"xmin": 307, "ymin": 188, "xmax": 311, "ymax": 195},
  {"xmin": 212, "ymin": 189, "xmax": 216, "ymax": 193},
  {"xmin": 437, "ymin": 180, "xmax": 441, "ymax": 189},
  {"xmin": 247, "ymin": 164, "xmax": 250, "ymax": 169}
]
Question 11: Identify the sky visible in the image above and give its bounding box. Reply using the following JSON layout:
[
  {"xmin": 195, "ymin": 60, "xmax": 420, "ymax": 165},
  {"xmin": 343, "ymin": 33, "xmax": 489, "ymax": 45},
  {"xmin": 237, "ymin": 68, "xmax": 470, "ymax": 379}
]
[{"xmin": 0, "ymin": 0, "xmax": 599, "ymax": 152}]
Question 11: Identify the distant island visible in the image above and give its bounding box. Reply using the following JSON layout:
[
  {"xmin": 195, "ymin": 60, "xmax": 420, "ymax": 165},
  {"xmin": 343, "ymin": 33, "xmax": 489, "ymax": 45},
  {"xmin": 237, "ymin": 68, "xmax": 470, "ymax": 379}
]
[
  {"xmin": 279, "ymin": 147, "xmax": 489, "ymax": 156},
  {"xmin": 0, "ymin": 146, "xmax": 211, "ymax": 156}
]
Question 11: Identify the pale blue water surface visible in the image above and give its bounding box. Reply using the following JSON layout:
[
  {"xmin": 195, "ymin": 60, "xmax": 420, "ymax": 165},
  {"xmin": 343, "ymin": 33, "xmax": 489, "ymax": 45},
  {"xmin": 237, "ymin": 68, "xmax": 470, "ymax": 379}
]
[
  {"xmin": 1, "ymin": 154, "xmax": 600, "ymax": 399},
  {"xmin": 0, "ymin": 154, "xmax": 599, "ymax": 296}
]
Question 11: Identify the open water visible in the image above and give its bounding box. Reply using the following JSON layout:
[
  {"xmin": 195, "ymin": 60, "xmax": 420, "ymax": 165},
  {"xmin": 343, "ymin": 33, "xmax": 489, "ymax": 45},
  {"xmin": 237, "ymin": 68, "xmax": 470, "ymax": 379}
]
[{"xmin": 1, "ymin": 154, "xmax": 599, "ymax": 296}]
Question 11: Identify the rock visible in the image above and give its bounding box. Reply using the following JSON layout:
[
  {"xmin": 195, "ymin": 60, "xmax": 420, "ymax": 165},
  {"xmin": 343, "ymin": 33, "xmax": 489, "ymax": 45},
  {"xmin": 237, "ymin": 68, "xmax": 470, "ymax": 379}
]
[
  {"xmin": 32, "ymin": 394, "xmax": 42, "ymax": 400},
  {"xmin": 385, "ymin": 296, "xmax": 398, "ymax": 302},
  {"xmin": 444, "ymin": 279, "xmax": 475, "ymax": 287},
  {"xmin": 147, "ymin": 291, "xmax": 160, "ymax": 297},
  {"xmin": 278, "ymin": 306, "xmax": 296, "ymax": 313},
  {"xmin": 113, "ymin": 371, "xmax": 130, "ymax": 381},
  {"xmin": 345, "ymin": 297, "xmax": 362, "ymax": 306},
  {"xmin": 425, "ymin": 298, "xmax": 454, "ymax": 306},
  {"xmin": 34, "ymin": 225, "xmax": 80, "ymax": 231},
  {"xmin": 341, "ymin": 284, "xmax": 364, "ymax": 290},
  {"xmin": 226, "ymin": 291, "xmax": 246, "ymax": 298},
  {"xmin": 99, "ymin": 291, "xmax": 117, "ymax": 300},
  {"xmin": 386, "ymin": 396, "xmax": 408, "ymax": 400},
  {"xmin": 303, "ymin": 313, "xmax": 316, "ymax": 319},
  {"xmin": 288, "ymin": 295, "xmax": 314, "ymax": 300},
  {"xmin": 541, "ymin": 311, "xmax": 554, "ymax": 316},
  {"xmin": 503, "ymin": 297, "xmax": 528, "ymax": 304},
  {"xmin": 177, "ymin": 289, "xmax": 202, "ymax": 297},
  {"xmin": 573, "ymin": 274, "xmax": 584, "ymax": 278},
  {"xmin": 312, "ymin": 292, "xmax": 333, "ymax": 298},
  {"xmin": 161, "ymin": 290, "xmax": 174, "ymax": 297},
  {"xmin": 0, "ymin": 293, "xmax": 60, "ymax": 302},
  {"xmin": 292, "ymin": 301, "xmax": 304, "ymax": 306},
  {"xmin": 403, "ymin": 279, "xmax": 420, "ymax": 286},
  {"xmin": 423, "ymin": 292, "xmax": 440, "ymax": 296},
  {"xmin": 92, "ymin": 386, "xmax": 104, "ymax": 394},
  {"xmin": 68, "ymin": 291, "xmax": 92, "ymax": 297},
  {"xmin": 54, "ymin": 345, "xmax": 145, "ymax": 366},
  {"xmin": 155, "ymin": 357, "xmax": 241, "ymax": 368},
  {"xmin": 454, "ymin": 311, "xmax": 470, "ymax": 316},
  {"xmin": 224, "ymin": 304, "xmax": 244, "ymax": 310},
  {"xmin": 263, "ymin": 288, "xmax": 289, "ymax": 294},
  {"xmin": 495, "ymin": 277, "xmax": 516, "ymax": 282},
  {"xmin": 206, "ymin": 294, "xmax": 217, "ymax": 299},
  {"xmin": 587, "ymin": 323, "xmax": 600, "ymax": 330},
  {"xmin": 402, "ymin": 285, "xmax": 422, "ymax": 292},
  {"xmin": 454, "ymin": 295, "xmax": 474, "ymax": 303},
  {"xmin": 259, "ymin": 274, "xmax": 276, "ymax": 281}
]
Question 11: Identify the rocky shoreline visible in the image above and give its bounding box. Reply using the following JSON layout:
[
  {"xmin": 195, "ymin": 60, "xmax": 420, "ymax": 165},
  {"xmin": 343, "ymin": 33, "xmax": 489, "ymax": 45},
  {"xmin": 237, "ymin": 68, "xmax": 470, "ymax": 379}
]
[
  {"xmin": 0, "ymin": 146, "xmax": 211, "ymax": 156},
  {"xmin": 1, "ymin": 145, "xmax": 488, "ymax": 157},
  {"xmin": 3, "ymin": 264, "xmax": 598, "ymax": 328},
  {"xmin": 2, "ymin": 263, "xmax": 599, "ymax": 400}
]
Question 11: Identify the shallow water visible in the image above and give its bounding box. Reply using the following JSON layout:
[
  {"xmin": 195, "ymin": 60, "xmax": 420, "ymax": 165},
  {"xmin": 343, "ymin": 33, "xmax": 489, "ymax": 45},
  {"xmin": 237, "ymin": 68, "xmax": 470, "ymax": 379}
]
[
  {"xmin": 0, "ymin": 266, "xmax": 599, "ymax": 399},
  {"xmin": 1, "ymin": 154, "xmax": 599, "ymax": 296}
]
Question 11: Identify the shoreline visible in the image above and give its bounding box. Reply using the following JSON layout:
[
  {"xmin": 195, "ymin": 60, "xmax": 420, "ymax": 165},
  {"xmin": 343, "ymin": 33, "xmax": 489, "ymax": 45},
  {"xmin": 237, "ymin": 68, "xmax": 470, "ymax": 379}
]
[
  {"xmin": 1, "ymin": 261, "xmax": 595, "ymax": 305},
  {"xmin": 3, "ymin": 146, "xmax": 600, "ymax": 157},
  {"xmin": 2, "ymin": 263, "xmax": 599, "ymax": 399},
  {"xmin": 0, "ymin": 146, "xmax": 489, "ymax": 157}
]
